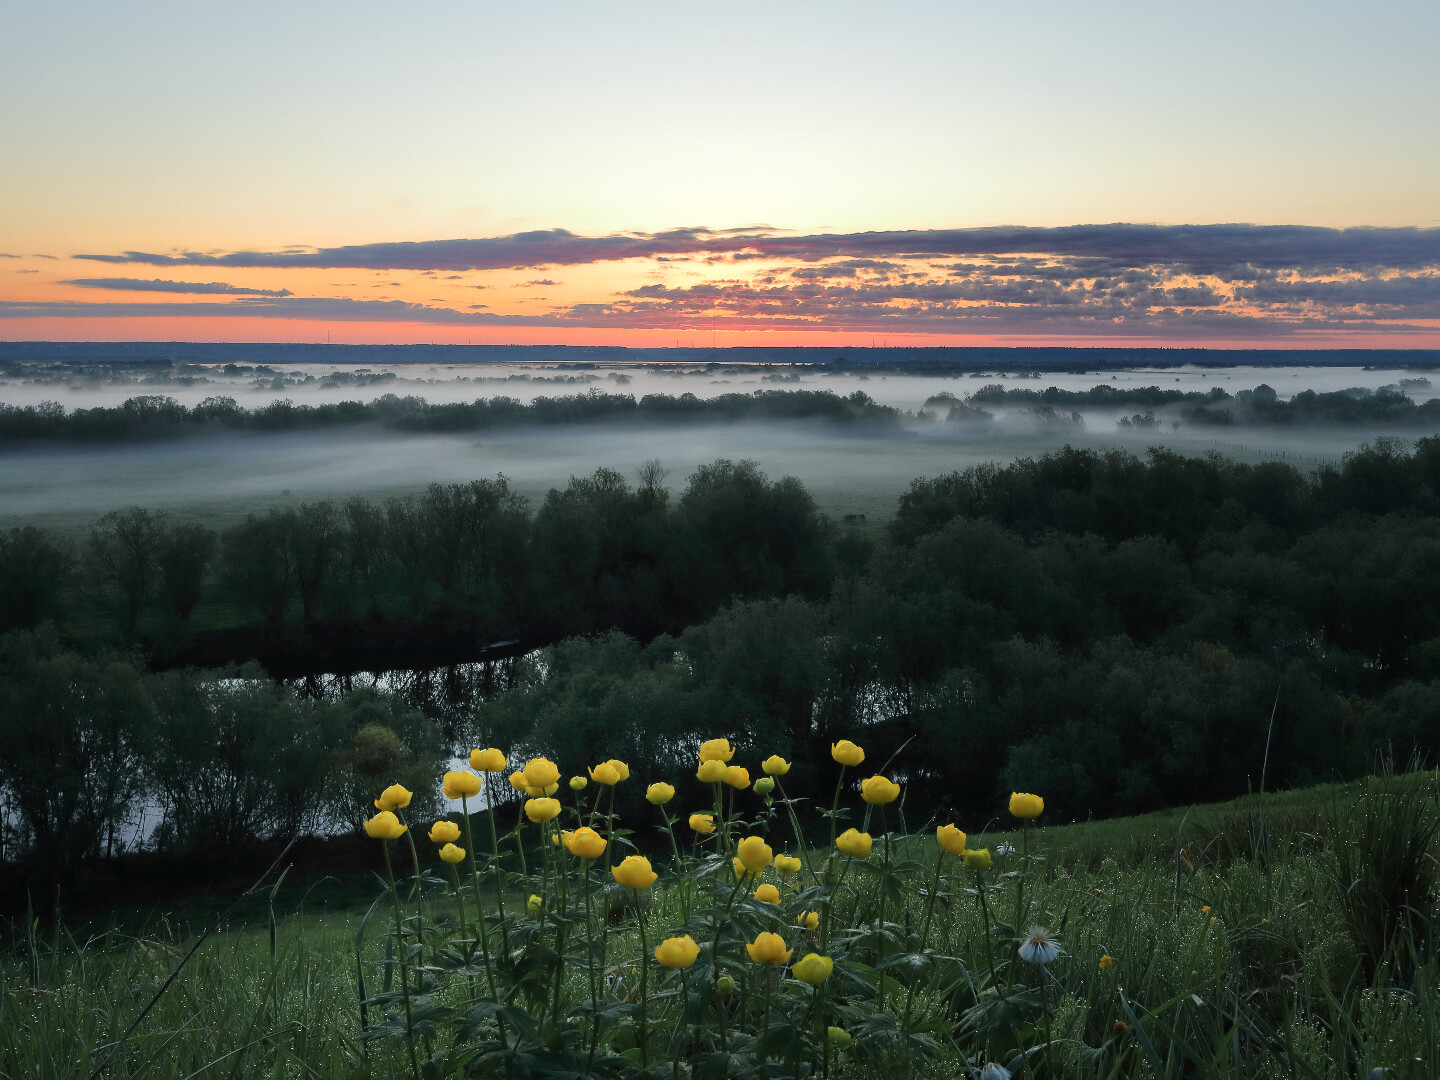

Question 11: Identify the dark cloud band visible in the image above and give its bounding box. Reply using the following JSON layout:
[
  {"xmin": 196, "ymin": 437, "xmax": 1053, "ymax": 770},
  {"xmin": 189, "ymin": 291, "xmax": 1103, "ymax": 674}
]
[{"xmin": 74, "ymin": 224, "xmax": 1440, "ymax": 274}]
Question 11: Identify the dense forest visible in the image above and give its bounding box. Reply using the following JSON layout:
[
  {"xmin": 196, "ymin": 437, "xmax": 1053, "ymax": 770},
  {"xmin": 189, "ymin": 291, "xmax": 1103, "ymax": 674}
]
[{"xmin": 6, "ymin": 438, "xmax": 1440, "ymax": 881}]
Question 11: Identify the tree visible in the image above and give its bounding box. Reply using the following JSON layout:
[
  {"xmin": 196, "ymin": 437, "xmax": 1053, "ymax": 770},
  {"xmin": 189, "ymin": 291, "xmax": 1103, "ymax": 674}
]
[
  {"xmin": 158, "ymin": 522, "xmax": 217, "ymax": 622},
  {"xmin": 86, "ymin": 507, "xmax": 169, "ymax": 632},
  {"xmin": 0, "ymin": 629, "xmax": 151, "ymax": 864},
  {"xmin": 0, "ymin": 526, "xmax": 73, "ymax": 631},
  {"xmin": 222, "ymin": 512, "xmax": 295, "ymax": 624}
]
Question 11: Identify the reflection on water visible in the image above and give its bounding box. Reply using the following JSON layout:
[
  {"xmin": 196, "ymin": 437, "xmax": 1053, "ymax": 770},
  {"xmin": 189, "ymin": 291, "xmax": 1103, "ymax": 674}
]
[{"xmin": 284, "ymin": 653, "xmax": 531, "ymax": 744}]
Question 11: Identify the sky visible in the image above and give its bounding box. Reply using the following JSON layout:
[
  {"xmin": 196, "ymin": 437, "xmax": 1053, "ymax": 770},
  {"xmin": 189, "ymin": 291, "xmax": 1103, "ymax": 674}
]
[{"xmin": 2, "ymin": 1, "xmax": 1438, "ymax": 349}]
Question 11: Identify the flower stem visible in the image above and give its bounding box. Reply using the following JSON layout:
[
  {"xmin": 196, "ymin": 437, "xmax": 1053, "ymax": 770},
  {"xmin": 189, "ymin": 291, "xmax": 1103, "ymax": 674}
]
[
  {"xmin": 636, "ymin": 893, "xmax": 650, "ymax": 1069},
  {"xmin": 382, "ymin": 841, "xmax": 421, "ymax": 1080}
]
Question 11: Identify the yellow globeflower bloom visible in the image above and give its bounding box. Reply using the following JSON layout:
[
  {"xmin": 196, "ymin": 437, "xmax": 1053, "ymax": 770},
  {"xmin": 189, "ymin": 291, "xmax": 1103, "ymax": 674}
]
[
  {"xmin": 761, "ymin": 754, "xmax": 791, "ymax": 776},
  {"xmin": 689, "ymin": 812, "xmax": 716, "ymax": 834},
  {"xmin": 830, "ymin": 740, "xmax": 865, "ymax": 767},
  {"xmin": 428, "ymin": 820, "xmax": 461, "ymax": 844},
  {"xmin": 374, "ymin": 784, "xmax": 413, "ymax": 811},
  {"xmin": 964, "ymin": 848, "xmax": 993, "ymax": 871},
  {"xmin": 564, "ymin": 825, "xmax": 607, "ymax": 860},
  {"xmin": 527, "ymin": 894, "xmax": 543, "ymax": 916},
  {"xmin": 507, "ymin": 771, "xmax": 530, "ymax": 794},
  {"xmin": 792, "ymin": 953, "xmax": 834, "ymax": 985},
  {"xmin": 733, "ymin": 857, "xmax": 762, "ymax": 881},
  {"xmin": 736, "ymin": 835, "xmax": 774, "ymax": 872},
  {"xmin": 524, "ymin": 797, "xmax": 562, "ymax": 823},
  {"xmin": 654, "ymin": 934, "xmax": 701, "ymax": 969},
  {"xmin": 724, "ymin": 765, "xmax": 751, "ymax": 790},
  {"xmin": 646, "ymin": 782, "xmax": 676, "ymax": 804},
  {"xmin": 470, "ymin": 747, "xmax": 507, "ymax": 773},
  {"xmin": 612, "ymin": 855, "xmax": 658, "ymax": 890},
  {"xmin": 860, "ymin": 775, "xmax": 901, "ymax": 805},
  {"xmin": 836, "ymin": 828, "xmax": 872, "ymax": 858},
  {"xmin": 570, "ymin": 775, "xmax": 587, "ymax": 791},
  {"xmin": 439, "ymin": 842, "xmax": 466, "ymax": 864},
  {"xmin": 588, "ymin": 761, "xmax": 621, "ymax": 786},
  {"xmin": 606, "ymin": 759, "xmax": 630, "ymax": 782},
  {"xmin": 1099, "ymin": 954, "xmax": 1114, "ymax": 969},
  {"xmin": 1009, "ymin": 792, "xmax": 1044, "ymax": 819},
  {"xmin": 696, "ymin": 759, "xmax": 728, "ymax": 783},
  {"xmin": 442, "ymin": 770, "xmax": 483, "ymax": 800},
  {"xmin": 524, "ymin": 757, "xmax": 561, "ymax": 791},
  {"xmin": 753, "ymin": 883, "xmax": 781, "ymax": 905},
  {"xmin": 798, "ymin": 910, "xmax": 820, "ymax": 931},
  {"xmin": 774, "ymin": 853, "xmax": 803, "ymax": 877},
  {"xmin": 364, "ymin": 811, "xmax": 407, "ymax": 839},
  {"xmin": 936, "ymin": 824, "xmax": 967, "ymax": 855},
  {"xmin": 698, "ymin": 738, "xmax": 736, "ymax": 763},
  {"xmin": 745, "ymin": 931, "xmax": 793, "ymax": 964}
]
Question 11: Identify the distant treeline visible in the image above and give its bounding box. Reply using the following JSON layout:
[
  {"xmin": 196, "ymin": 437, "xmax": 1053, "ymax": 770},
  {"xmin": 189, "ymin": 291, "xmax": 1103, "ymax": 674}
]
[
  {"xmin": 0, "ymin": 389, "xmax": 900, "ymax": 443},
  {"xmin": 0, "ymin": 459, "xmax": 835, "ymax": 657},
  {"xmin": 11, "ymin": 439, "xmax": 1440, "ymax": 875},
  {"xmin": 966, "ymin": 381, "xmax": 1440, "ymax": 426}
]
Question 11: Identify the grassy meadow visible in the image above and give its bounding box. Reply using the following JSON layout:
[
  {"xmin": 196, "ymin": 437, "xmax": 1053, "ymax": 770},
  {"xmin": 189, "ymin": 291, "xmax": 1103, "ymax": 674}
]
[{"xmin": 3, "ymin": 766, "xmax": 1436, "ymax": 1080}]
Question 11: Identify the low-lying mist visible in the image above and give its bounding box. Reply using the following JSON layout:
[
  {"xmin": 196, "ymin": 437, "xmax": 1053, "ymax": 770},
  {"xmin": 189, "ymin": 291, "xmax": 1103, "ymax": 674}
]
[{"xmin": 0, "ymin": 412, "xmax": 1405, "ymax": 534}]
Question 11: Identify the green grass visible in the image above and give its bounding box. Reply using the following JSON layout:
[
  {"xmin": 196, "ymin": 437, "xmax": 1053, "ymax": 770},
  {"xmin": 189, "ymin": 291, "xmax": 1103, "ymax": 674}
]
[{"xmin": 3, "ymin": 774, "xmax": 1437, "ymax": 1079}]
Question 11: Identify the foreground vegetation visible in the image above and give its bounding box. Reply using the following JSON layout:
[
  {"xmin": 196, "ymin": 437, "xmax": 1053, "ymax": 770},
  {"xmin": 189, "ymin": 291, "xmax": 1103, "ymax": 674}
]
[{"xmin": 4, "ymin": 762, "xmax": 1437, "ymax": 1079}]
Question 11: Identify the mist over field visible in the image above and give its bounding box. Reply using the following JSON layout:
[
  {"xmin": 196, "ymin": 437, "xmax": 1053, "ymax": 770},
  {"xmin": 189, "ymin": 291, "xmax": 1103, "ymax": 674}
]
[{"xmin": 2, "ymin": 358, "xmax": 1438, "ymax": 530}]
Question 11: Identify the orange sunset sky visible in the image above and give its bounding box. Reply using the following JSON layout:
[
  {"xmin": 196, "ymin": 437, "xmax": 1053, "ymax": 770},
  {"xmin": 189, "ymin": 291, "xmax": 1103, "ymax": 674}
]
[{"xmin": 3, "ymin": 2, "xmax": 1438, "ymax": 349}]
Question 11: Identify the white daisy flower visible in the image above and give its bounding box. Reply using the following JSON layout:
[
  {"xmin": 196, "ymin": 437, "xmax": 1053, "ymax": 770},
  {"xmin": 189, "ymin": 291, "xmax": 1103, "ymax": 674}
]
[
  {"xmin": 1017, "ymin": 925, "xmax": 1061, "ymax": 965},
  {"xmin": 996, "ymin": 842, "xmax": 1016, "ymax": 856}
]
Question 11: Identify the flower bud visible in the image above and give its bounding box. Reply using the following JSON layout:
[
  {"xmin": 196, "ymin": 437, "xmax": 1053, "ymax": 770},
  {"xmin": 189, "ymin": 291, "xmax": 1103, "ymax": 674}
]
[
  {"xmin": 753, "ymin": 776, "xmax": 775, "ymax": 796},
  {"xmin": 715, "ymin": 975, "xmax": 735, "ymax": 998},
  {"xmin": 827, "ymin": 1026, "xmax": 852, "ymax": 1048}
]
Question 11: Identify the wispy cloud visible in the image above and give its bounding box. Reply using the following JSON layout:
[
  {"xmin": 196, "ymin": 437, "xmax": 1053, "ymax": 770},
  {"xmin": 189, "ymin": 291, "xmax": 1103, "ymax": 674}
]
[
  {"xmin": 0, "ymin": 297, "xmax": 562, "ymax": 325},
  {"xmin": 62, "ymin": 277, "xmax": 294, "ymax": 297}
]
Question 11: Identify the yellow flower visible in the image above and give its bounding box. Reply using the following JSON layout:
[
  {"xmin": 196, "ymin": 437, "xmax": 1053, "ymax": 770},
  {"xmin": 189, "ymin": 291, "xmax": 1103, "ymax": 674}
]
[
  {"xmin": 373, "ymin": 784, "xmax": 413, "ymax": 811},
  {"xmin": 606, "ymin": 759, "xmax": 630, "ymax": 782},
  {"xmin": 761, "ymin": 754, "xmax": 791, "ymax": 776},
  {"xmin": 936, "ymin": 823, "xmax": 967, "ymax": 855},
  {"xmin": 733, "ymin": 857, "xmax": 762, "ymax": 881},
  {"xmin": 646, "ymin": 782, "xmax": 675, "ymax": 804},
  {"xmin": 564, "ymin": 826, "xmax": 607, "ymax": 860},
  {"xmin": 1009, "ymin": 792, "xmax": 1044, "ymax": 819},
  {"xmin": 654, "ymin": 935, "xmax": 700, "ymax": 969},
  {"xmin": 557, "ymin": 830, "xmax": 571, "ymax": 847},
  {"xmin": 798, "ymin": 910, "xmax": 820, "ymax": 931},
  {"xmin": 964, "ymin": 848, "xmax": 993, "ymax": 871},
  {"xmin": 792, "ymin": 953, "xmax": 834, "ymax": 984},
  {"xmin": 469, "ymin": 747, "xmax": 507, "ymax": 773},
  {"xmin": 1099, "ymin": 954, "xmax": 1114, "ymax": 969},
  {"xmin": 612, "ymin": 855, "xmax": 658, "ymax": 890},
  {"xmin": 737, "ymin": 835, "xmax": 774, "ymax": 872},
  {"xmin": 774, "ymin": 853, "xmax": 803, "ymax": 876},
  {"xmin": 827, "ymin": 1027, "xmax": 852, "ymax": 1048},
  {"xmin": 588, "ymin": 761, "xmax": 621, "ymax": 786},
  {"xmin": 527, "ymin": 894, "xmax": 543, "ymax": 916},
  {"xmin": 428, "ymin": 820, "xmax": 461, "ymax": 844},
  {"xmin": 1201, "ymin": 905, "xmax": 1211, "ymax": 914},
  {"xmin": 524, "ymin": 797, "xmax": 562, "ymax": 823},
  {"xmin": 539, "ymin": 782, "xmax": 559, "ymax": 795},
  {"xmin": 524, "ymin": 757, "xmax": 560, "ymax": 791},
  {"xmin": 699, "ymin": 738, "xmax": 735, "ymax": 763},
  {"xmin": 746, "ymin": 931, "xmax": 793, "ymax": 964},
  {"xmin": 753, "ymin": 883, "xmax": 781, "ymax": 905},
  {"xmin": 689, "ymin": 812, "xmax": 716, "ymax": 834},
  {"xmin": 725, "ymin": 765, "xmax": 751, "ymax": 790},
  {"xmin": 830, "ymin": 740, "xmax": 865, "ymax": 767},
  {"xmin": 696, "ymin": 759, "xmax": 728, "ymax": 783},
  {"xmin": 507, "ymin": 771, "xmax": 530, "ymax": 794},
  {"xmin": 442, "ymin": 770, "xmax": 483, "ymax": 800},
  {"xmin": 364, "ymin": 811, "xmax": 407, "ymax": 839},
  {"xmin": 860, "ymin": 775, "xmax": 901, "ymax": 805},
  {"xmin": 570, "ymin": 775, "xmax": 587, "ymax": 790},
  {"xmin": 439, "ymin": 842, "xmax": 466, "ymax": 864},
  {"xmin": 836, "ymin": 828, "xmax": 872, "ymax": 858}
]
